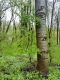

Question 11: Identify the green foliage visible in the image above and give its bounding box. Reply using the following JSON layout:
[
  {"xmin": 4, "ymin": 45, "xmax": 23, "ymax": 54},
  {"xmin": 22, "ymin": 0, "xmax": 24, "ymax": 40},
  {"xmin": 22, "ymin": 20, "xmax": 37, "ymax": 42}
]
[
  {"xmin": 35, "ymin": 16, "xmax": 41, "ymax": 27},
  {"xmin": 1, "ymin": 0, "xmax": 60, "ymax": 79},
  {"xmin": 48, "ymin": 29, "xmax": 60, "ymax": 64},
  {"xmin": 48, "ymin": 67, "xmax": 60, "ymax": 80},
  {"xmin": 0, "ymin": 27, "xmax": 37, "ymax": 57},
  {"xmin": 0, "ymin": 55, "xmax": 60, "ymax": 80},
  {"xmin": 0, "ymin": 27, "xmax": 60, "ymax": 79}
]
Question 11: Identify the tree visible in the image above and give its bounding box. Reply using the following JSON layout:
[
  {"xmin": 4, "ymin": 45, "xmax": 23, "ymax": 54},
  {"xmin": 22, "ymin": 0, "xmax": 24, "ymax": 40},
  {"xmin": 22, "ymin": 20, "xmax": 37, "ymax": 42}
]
[
  {"xmin": 0, "ymin": 3, "xmax": 2, "ymax": 32},
  {"xmin": 58, "ymin": 7, "xmax": 60, "ymax": 44},
  {"xmin": 56, "ymin": 9, "xmax": 59, "ymax": 45},
  {"xmin": 35, "ymin": 0, "xmax": 49, "ymax": 77},
  {"xmin": 49, "ymin": 0, "xmax": 56, "ymax": 45},
  {"xmin": 0, "ymin": 0, "xmax": 11, "ymax": 41},
  {"xmin": 0, "ymin": 0, "xmax": 11, "ymax": 32}
]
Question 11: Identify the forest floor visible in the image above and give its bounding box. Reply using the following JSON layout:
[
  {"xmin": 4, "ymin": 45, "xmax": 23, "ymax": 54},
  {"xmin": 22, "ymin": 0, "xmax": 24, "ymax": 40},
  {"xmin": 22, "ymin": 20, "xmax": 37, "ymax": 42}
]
[
  {"xmin": 0, "ymin": 53, "xmax": 60, "ymax": 80},
  {"xmin": 0, "ymin": 30, "xmax": 60, "ymax": 80}
]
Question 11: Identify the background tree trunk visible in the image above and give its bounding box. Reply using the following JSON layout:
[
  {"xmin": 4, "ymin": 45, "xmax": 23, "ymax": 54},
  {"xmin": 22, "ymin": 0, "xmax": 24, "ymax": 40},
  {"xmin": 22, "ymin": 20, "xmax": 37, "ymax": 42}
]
[
  {"xmin": 0, "ymin": 4, "xmax": 2, "ymax": 33},
  {"xmin": 49, "ymin": 0, "xmax": 55, "ymax": 46},
  {"xmin": 56, "ymin": 14, "xmax": 59, "ymax": 45}
]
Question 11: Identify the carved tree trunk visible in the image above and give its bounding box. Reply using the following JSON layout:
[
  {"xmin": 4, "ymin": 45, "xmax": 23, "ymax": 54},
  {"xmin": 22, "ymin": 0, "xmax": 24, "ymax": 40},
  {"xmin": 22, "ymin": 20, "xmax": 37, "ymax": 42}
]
[{"xmin": 35, "ymin": 0, "xmax": 49, "ymax": 76}]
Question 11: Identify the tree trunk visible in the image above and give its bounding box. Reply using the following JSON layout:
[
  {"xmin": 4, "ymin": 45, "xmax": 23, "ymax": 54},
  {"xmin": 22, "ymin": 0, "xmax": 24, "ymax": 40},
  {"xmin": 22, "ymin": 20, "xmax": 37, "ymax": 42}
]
[
  {"xmin": 49, "ymin": 0, "xmax": 55, "ymax": 46},
  {"xmin": 0, "ymin": 4, "xmax": 2, "ymax": 33},
  {"xmin": 59, "ymin": 28, "xmax": 60, "ymax": 44},
  {"xmin": 0, "ymin": 15, "xmax": 1, "ymax": 32},
  {"xmin": 56, "ymin": 16, "xmax": 59, "ymax": 45},
  {"xmin": 35, "ymin": 0, "xmax": 49, "ymax": 77}
]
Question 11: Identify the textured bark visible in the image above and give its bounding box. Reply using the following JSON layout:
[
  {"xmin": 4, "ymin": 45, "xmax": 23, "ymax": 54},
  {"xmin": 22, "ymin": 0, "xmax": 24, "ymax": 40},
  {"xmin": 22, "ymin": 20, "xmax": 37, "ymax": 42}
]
[{"xmin": 35, "ymin": 0, "xmax": 49, "ymax": 76}]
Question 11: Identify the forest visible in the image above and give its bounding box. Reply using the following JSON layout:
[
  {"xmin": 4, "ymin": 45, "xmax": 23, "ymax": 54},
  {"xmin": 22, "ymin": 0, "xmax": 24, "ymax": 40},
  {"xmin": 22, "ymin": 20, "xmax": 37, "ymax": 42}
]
[{"xmin": 0, "ymin": 0, "xmax": 60, "ymax": 80}]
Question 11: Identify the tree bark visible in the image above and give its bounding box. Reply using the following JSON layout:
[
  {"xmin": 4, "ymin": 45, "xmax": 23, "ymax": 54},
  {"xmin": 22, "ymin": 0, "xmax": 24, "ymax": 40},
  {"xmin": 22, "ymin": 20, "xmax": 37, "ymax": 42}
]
[
  {"xmin": 56, "ymin": 15, "xmax": 59, "ymax": 45},
  {"xmin": 35, "ymin": 0, "xmax": 49, "ymax": 77},
  {"xmin": 0, "ymin": 4, "xmax": 2, "ymax": 33}
]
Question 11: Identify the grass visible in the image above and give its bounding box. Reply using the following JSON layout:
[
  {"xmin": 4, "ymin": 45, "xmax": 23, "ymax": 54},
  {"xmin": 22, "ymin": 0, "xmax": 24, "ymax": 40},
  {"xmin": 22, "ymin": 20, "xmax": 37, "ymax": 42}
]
[
  {"xmin": 0, "ymin": 28, "xmax": 60, "ymax": 80},
  {"xmin": 0, "ymin": 55, "xmax": 60, "ymax": 80},
  {"xmin": 49, "ymin": 29, "xmax": 60, "ymax": 64}
]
